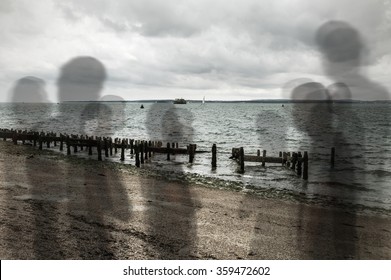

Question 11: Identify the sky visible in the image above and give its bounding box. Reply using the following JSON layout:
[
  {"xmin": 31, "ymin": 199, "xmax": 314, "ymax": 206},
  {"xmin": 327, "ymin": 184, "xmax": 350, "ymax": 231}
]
[{"xmin": 0, "ymin": 0, "xmax": 391, "ymax": 102}]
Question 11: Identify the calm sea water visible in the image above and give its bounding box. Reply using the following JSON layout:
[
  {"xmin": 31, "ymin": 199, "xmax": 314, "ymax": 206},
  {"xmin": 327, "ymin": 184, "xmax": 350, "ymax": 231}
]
[{"xmin": 1, "ymin": 102, "xmax": 390, "ymax": 211}]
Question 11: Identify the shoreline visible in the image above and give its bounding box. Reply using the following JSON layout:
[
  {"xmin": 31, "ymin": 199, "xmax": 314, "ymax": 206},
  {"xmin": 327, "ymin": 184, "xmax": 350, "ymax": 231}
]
[{"xmin": 1, "ymin": 141, "xmax": 390, "ymax": 259}]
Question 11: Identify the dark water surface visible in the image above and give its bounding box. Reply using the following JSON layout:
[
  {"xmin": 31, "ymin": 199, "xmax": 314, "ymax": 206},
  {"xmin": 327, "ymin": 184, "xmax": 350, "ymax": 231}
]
[{"xmin": 1, "ymin": 102, "xmax": 390, "ymax": 211}]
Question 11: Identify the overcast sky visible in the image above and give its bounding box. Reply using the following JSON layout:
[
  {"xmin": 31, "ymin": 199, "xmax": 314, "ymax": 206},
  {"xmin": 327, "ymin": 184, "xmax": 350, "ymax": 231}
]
[{"xmin": 1, "ymin": 0, "xmax": 390, "ymax": 102}]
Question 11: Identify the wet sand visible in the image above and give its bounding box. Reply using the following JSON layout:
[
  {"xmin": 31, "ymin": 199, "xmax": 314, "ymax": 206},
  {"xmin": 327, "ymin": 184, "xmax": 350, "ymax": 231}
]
[{"xmin": 0, "ymin": 141, "xmax": 390, "ymax": 259}]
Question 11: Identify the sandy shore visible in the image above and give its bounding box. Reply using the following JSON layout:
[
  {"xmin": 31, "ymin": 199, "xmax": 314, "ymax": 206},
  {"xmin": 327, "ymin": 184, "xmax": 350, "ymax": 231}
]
[{"xmin": 0, "ymin": 141, "xmax": 390, "ymax": 259}]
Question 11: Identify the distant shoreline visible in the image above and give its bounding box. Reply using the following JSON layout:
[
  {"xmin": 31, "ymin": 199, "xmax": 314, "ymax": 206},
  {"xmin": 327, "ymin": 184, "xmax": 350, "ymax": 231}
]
[{"xmin": 2, "ymin": 99, "xmax": 391, "ymax": 104}]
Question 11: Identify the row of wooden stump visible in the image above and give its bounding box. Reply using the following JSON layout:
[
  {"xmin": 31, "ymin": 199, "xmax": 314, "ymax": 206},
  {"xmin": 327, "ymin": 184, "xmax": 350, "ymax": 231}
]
[
  {"xmin": 0, "ymin": 129, "xmax": 202, "ymax": 167},
  {"xmin": 1, "ymin": 128, "xmax": 313, "ymax": 179},
  {"xmin": 231, "ymin": 148, "xmax": 309, "ymax": 180}
]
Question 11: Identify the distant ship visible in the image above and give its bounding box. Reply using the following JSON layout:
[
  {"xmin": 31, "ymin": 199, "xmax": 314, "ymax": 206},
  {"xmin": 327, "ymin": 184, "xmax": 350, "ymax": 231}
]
[{"xmin": 173, "ymin": 98, "xmax": 187, "ymax": 104}]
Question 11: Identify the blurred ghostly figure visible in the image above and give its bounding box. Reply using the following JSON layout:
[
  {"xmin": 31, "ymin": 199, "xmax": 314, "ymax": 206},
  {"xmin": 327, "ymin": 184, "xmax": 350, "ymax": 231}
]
[
  {"xmin": 57, "ymin": 57, "xmax": 130, "ymax": 259},
  {"xmin": 4, "ymin": 76, "xmax": 55, "ymax": 259},
  {"xmin": 316, "ymin": 20, "xmax": 388, "ymax": 101},
  {"xmin": 290, "ymin": 21, "xmax": 385, "ymax": 259},
  {"xmin": 145, "ymin": 103, "xmax": 198, "ymax": 259},
  {"xmin": 11, "ymin": 76, "xmax": 48, "ymax": 103},
  {"xmin": 57, "ymin": 56, "xmax": 106, "ymax": 102}
]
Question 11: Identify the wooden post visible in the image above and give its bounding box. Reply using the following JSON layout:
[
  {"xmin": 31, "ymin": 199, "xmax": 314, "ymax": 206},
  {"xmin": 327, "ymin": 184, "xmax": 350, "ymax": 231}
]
[
  {"xmin": 73, "ymin": 141, "xmax": 77, "ymax": 153},
  {"xmin": 46, "ymin": 133, "xmax": 50, "ymax": 148},
  {"xmin": 59, "ymin": 135, "xmax": 63, "ymax": 151},
  {"xmin": 97, "ymin": 139, "xmax": 102, "ymax": 161},
  {"xmin": 79, "ymin": 135, "xmax": 83, "ymax": 151},
  {"xmin": 88, "ymin": 139, "xmax": 92, "ymax": 155},
  {"xmin": 109, "ymin": 138, "xmax": 113, "ymax": 156},
  {"xmin": 120, "ymin": 139, "xmax": 125, "ymax": 161},
  {"xmin": 257, "ymin": 149, "xmax": 260, "ymax": 157},
  {"xmin": 212, "ymin": 144, "xmax": 217, "ymax": 168},
  {"xmin": 239, "ymin": 147, "xmax": 245, "ymax": 173},
  {"xmin": 66, "ymin": 136, "xmax": 70, "ymax": 155},
  {"xmin": 189, "ymin": 144, "xmax": 195, "ymax": 163},
  {"xmin": 140, "ymin": 142, "xmax": 144, "ymax": 164},
  {"xmin": 166, "ymin": 142, "xmax": 171, "ymax": 161},
  {"xmin": 297, "ymin": 152, "xmax": 302, "ymax": 176},
  {"xmin": 148, "ymin": 141, "xmax": 152, "ymax": 157},
  {"xmin": 144, "ymin": 141, "xmax": 148, "ymax": 160},
  {"xmin": 114, "ymin": 138, "xmax": 118, "ymax": 154},
  {"xmin": 53, "ymin": 133, "xmax": 57, "ymax": 147},
  {"xmin": 12, "ymin": 132, "xmax": 17, "ymax": 145},
  {"xmin": 331, "ymin": 147, "xmax": 335, "ymax": 168},
  {"xmin": 39, "ymin": 135, "xmax": 43, "ymax": 150},
  {"xmin": 135, "ymin": 145, "xmax": 140, "ymax": 167},
  {"xmin": 104, "ymin": 138, "xmax": 109, "ymax": 157},
  {"xmin": 33, "ymin": 133, "xmax": 37, "ymax": 147},
  {"xmin": 130, "ymin": 139, "xmax": 134, "ymax": 155},
  {"xmin": 291, "ymin": 152, "xmax": 297, "ymax": 170},
  {"xmin": 262, "ymin": 150, "xmax": 266, "ymax": 167},
  {"xmin": 303, "ymin": 151, "xmax": 308, "ymax": 180},
  {"xmin": 286, "ymin": 152, "xmax": 291, "ymax": 168},
  {"xmin": 282, "ymin": 152, "xmax": 287, "ymax": 166}
]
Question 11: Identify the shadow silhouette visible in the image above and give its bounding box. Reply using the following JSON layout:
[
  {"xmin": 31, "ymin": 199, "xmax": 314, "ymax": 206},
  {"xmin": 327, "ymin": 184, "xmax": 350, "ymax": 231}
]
[
  {"xmin": 291, "ymin": 20, "xmax": 389, "ymax": 259},
  {"xmin": 57, "ymin": 56, "xmax": 131, "ymax": 259},
  {"xmin": 4, "ymin": 76, "xmax": 59, "ymax": 259},
  {"xmin": 145, "ymin": 103, "xmax": 198, "ymax": 259}
]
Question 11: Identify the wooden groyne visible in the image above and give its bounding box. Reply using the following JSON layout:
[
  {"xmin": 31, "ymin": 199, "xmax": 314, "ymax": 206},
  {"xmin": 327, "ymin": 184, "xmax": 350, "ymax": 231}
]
[
  {"xmin": 0, "ymin": 128, "xmax": 320, "ymax": 180},
  {"xmin": 0, "ymin": 128, "xmax": 203, "ymax": 165},
  {"xmin": 231, "ymin": 148, "xmax": 309, "ymax": 180}
]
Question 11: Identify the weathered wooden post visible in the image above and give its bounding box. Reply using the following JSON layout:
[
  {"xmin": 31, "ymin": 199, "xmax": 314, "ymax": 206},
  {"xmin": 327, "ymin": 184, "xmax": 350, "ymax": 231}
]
[
  {"xmin": 135, "ymin": 145, "xmax": 140, "ymax": 167},
  {"xmin": 257, "ymin": 149, "xmax": 260, "ymax": 157},
  {"xmin": 97, "ymin": 139, "xmax": 102, "ymax": 161},
  {"xmin": 212, "ymin": 144, "xmax": 217, "ymax": 168},
  {"xmin": 12, "ymin": 132, "xmax": 17, "ymax": 145},
  {"xmin": 286, "ymin": 152, "xmax": 291, "ymax": 168},
  {"xmin": 262, "ymin": 150, "xmax": 266, "ymax": 167},
  {"xmin": 130, "ymin": 139, "xmax": 134, "ymax": 155},
  {"xmin": 140, "ymin": 142, "xmax": 144, "ymax": 164},
  {"xmin": 109, "ymin": 138, "xmax": 113, "ymax": 156},
  {"xmin": 66, "ymin": 136, "xmax": 70, "ymax": 155},
  {"xmin": 297, "ymin": 152, "xmax": 302, "ymax": 176},
  {"xmin": 303, "ymin": 151, "xmax": 308, "ymax": 180},
  {"xmin": 104, "ymin": 138, "xmax": 109, "ymax": 157},
  {"xmin": 53, "ymin": 133, "xmax": 57, "ymax": 147},
  {"xmin": 33, "ymin": 133, "xmax": 37, "ymax": 147},
  {"xmin": 291, "ymin": 152, "xmax": 297, "ymax": 170},
  {"xmin": 144, "ymin": 141, "xmax": 148, "ymax": 160},
  {"xmin": 166, "ymin": 142, "xmax": 171, "ymax": 161},
  {"xmin": 330, "ymin": 147, "xmax": 335, "ymax": 168},
  {"xmin": 148, "ymin": 141, "xmax": 152, "ymax": 157},
  {"xmin": 239, "ymin": 147, "xmax": 245, "ymax": 173},
  {"xmin": 79, "ymin": 135, "xmax": 83, "ymax": 151},
  {"xmin": 189, "ymin": 144, "xmax": 195, "ymax": 163},
  {"xmin": 120, "ymin": 139, "xmax": 125, "ymax": 161},
  {"xmin": 73, "ymin": 140, "xmax": 77, "ymax": 153},
  {"xmin": 88, "ymin": 138, "xmax": 93, "ymax": 155},
  {"xmin": 38, "ymin": 134, "xmax": 43, "ymax": 150},
  {"xmin": 46, "ymin": 133, "xmax": 50, "ymax": 148},
  {"xmin": 114, "ymin": 138, "xmax": 118, "ymax": 154},
  {"xmin": 59, "ymin": 135, "xmax": 63, "ymax": 151}
]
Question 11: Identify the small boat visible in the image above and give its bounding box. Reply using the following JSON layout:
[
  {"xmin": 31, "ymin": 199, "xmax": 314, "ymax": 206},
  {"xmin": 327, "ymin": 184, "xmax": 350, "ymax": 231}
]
[
  {"xmin": 173, "ymin": 98, "xmax": 186, "ymax": 104},
  {"xmin": 140, "ymin": 104, "xmax": 144, "ymax": 109},
  {"xmin": 202, "ymin": 96, "xmax": 205, "ymax": 104}
]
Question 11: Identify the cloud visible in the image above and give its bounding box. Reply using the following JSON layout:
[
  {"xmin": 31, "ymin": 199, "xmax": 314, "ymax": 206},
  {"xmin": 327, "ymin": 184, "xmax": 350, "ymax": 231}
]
[{"xmin": 0, "ymin": 0, "xmax": 390, "ymax": 102}]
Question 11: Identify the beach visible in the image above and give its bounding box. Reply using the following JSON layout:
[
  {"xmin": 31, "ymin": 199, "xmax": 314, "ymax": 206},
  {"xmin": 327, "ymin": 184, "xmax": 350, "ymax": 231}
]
[{"xmin": 0, "ymin": 140, "xmax": 390, "ymax": 260}]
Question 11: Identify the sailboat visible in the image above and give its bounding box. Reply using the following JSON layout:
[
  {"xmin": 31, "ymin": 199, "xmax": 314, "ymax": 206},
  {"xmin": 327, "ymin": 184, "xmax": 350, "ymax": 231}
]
[{"xmin": 202, "ymin": 96, "xmax": 205, "ymax": 104}]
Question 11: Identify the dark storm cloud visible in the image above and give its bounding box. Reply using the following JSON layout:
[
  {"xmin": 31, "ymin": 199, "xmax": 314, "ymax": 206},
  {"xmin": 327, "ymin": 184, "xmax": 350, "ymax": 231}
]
[{"xmin": 0, "ymin": 0, "xmax": 390, "ymax": 101}]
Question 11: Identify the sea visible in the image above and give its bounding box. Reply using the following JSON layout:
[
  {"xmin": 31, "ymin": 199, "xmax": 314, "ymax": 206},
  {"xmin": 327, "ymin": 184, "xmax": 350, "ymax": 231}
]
[{"xmin": 1, "ymin": 102, "xmax": 391, "ymax": 212}]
